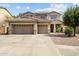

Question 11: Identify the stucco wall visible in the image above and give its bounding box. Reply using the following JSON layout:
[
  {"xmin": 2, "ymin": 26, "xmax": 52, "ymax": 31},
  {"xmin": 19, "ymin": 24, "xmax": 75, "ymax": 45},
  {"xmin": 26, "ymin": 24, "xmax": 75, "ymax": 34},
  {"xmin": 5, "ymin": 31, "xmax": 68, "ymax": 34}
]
[{"xmin": 76, "ymin": 27, "xmax": 79, "ymax": 34}]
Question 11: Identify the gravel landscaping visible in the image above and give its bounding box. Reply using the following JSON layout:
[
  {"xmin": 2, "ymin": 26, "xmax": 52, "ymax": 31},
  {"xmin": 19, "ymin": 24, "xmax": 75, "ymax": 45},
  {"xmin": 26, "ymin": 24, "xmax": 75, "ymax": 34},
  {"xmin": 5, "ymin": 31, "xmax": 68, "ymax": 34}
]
[{"xmin": 50, "ymin": 33, "xmax": 79, "ymax": 46}]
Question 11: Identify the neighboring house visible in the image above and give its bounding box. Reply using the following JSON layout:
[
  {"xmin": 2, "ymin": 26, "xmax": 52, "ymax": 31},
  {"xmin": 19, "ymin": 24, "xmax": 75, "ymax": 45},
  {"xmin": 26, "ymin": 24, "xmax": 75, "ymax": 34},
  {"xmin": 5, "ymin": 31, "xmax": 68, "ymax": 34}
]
[
  {"xmin": 0, "ymin": 7, "xmax": 13, "ymax": 34},
  {"xmin": 6, "ymin": 11, "xmax": 64, "ymax": 34}
]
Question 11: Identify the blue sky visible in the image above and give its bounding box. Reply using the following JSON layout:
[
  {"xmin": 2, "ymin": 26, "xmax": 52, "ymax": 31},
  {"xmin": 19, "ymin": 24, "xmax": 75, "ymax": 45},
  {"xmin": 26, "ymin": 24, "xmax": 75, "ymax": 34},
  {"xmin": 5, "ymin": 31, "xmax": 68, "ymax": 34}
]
[{"xmin": 0, "ymin": 3, "xmax": 77, "ymax": 16}]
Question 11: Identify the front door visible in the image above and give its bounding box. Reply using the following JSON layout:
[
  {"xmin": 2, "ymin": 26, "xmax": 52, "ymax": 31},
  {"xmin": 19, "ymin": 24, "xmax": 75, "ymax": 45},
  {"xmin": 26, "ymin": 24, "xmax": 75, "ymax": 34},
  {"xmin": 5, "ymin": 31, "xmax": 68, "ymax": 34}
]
[{"xmin": 50, "ymin": 24, "xmax": 54, "ymax": 32}]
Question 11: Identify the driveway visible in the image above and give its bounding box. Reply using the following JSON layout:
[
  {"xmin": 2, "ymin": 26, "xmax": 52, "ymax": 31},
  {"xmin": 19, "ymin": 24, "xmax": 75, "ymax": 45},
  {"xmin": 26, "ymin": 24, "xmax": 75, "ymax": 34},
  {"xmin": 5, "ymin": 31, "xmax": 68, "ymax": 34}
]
[{"xmin": 0, "ymin": 34, "xmax": 79, "ymax": 56}]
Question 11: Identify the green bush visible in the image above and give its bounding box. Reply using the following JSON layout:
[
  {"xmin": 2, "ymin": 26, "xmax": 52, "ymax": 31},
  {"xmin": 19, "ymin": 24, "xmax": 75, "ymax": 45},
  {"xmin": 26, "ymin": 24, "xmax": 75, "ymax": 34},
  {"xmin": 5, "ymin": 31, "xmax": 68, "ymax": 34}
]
[
  {"xmin": 56, "ymin": 27, "xmax": 62, "ymax": 32},
  {"xmin": 65, "ymin": 27, "xmax": 73, "ymax": 37}
]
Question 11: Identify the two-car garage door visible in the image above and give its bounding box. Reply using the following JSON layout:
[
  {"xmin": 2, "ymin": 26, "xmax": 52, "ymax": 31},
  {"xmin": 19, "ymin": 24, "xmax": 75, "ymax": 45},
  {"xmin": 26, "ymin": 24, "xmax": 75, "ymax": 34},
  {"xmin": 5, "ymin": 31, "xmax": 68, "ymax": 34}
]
[{"xmin": 12, "ymin": 25, "xmax": 34, "ymax": 34}]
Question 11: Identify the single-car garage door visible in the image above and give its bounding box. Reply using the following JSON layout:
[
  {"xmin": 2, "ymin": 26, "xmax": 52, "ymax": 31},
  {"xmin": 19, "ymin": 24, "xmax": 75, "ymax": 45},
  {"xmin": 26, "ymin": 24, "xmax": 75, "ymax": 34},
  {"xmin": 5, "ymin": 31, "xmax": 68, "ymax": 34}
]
[
  {"xmin": 12, "ymin": 24, "xmax": 34, "ymax": 34},
  {"xmin": 38, "ymin": 25, "xmax": 48, "ymax": 34}
]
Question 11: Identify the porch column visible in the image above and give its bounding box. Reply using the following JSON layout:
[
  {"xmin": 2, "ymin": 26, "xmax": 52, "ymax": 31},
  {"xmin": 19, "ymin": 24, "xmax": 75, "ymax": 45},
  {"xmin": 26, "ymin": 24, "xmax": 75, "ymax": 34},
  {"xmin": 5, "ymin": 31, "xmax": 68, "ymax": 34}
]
[
  {"xmin": 5, "ymin": 26, "xmax": 7, "ymax": 34},
  {"xmin": 53, "ymin": 24, "xmax": 56, "ymax": 33},
  {"xmin": 63, "ymin": 25, "xmax": 65, "ymax": 32},
  {"xmin": 8, "ymin": 24, "xmax": 13, "ymax": 34},
  {"xmin": 61, "ymin": 24, "xmax": 64, "ymax": 32},
  {"xmin": 34, "ymin": 23, "xmax": 37, "ymax": 34},
  {"xmin": 48, "ymin": 24, "xmax": 50, "ymax": 34}
]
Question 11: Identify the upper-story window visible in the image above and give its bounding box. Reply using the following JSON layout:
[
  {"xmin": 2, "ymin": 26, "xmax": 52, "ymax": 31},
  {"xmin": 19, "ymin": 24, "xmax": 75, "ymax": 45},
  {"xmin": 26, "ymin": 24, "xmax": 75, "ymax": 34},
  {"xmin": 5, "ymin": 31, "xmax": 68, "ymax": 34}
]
[
  {"xmin": 41, "ymin": 16, "xmax": 46, "ymax": 19},
  {"xmin": 50, "ymin": 15, "xmax": 57, "ymax": 20},
  {"xmin": 40, "ymin": 15, "xmax": 47, "ymax": 19}
]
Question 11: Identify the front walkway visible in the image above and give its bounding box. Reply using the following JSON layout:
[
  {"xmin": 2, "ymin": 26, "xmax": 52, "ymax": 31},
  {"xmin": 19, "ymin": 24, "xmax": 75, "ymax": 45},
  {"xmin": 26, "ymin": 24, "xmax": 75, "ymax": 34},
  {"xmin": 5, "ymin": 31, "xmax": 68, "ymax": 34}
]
[{"xmin": 0, "ymin": 34, "xmax": 79, "ymax": 56}]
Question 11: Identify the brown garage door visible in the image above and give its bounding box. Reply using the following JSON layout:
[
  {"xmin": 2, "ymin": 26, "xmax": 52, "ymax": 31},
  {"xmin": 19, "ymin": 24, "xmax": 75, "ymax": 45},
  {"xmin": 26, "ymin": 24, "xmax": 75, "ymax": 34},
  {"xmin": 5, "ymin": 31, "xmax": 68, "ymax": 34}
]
[
  {"xmin": 38, "ymin": 25, "xmax": 48, "ymax": 34},
  {"xmin": 12, "ymin": 24, "xmax": 34, "ymax": 34}
]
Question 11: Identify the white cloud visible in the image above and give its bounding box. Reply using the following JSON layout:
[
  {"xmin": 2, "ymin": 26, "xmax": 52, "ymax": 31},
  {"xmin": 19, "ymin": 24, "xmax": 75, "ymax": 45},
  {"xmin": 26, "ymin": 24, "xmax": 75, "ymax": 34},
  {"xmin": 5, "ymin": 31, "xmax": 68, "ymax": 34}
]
[
  {"xmin": 35, "ymin": 8, "xmax": 51, "ymax": 12},
  {"xmin": 73, "ymin": 3, "xmax": 79, "ymax": 6},
  {"xmin": 73, "ymin": 3, "xmax": 79, "ymax": 5},
  {"xmin": 50, "ymin": 3, "xmax": 67, "ymax": 13},
  {"xmin": 35, "ymin": 9, "xmax": 41, "ymax": 11},
  {"xmin": 34, "ymin": 3, "xmax": 67, "ymax": 14},
  {"xmin": 26, "ymin": 6, "xmax": 30, "ymax": 9},
  {"xmin": 16, "ymin": 6, "xmax": 21, "ymax": 9},
  {"xmin": 0, "ymin": 4, "xmax": 10, "ymax": 7},
  {"xmin": 16, "ymin": 6, "xmax": 30, "ymax": 11}
]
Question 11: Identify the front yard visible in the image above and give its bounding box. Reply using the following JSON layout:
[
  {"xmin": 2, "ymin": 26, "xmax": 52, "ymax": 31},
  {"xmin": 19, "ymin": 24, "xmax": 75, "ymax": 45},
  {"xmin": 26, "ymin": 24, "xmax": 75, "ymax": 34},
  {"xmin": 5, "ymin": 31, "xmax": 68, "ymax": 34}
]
[{"xmin": 50, "ymin": 33, "xmax": 79, "ymax": 46}]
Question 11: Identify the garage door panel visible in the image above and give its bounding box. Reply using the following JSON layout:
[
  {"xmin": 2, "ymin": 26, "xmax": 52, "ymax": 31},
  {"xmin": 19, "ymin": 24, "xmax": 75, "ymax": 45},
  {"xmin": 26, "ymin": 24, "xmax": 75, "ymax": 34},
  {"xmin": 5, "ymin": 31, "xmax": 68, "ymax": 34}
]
[
  {"xmin": 13, "ymin": 25, "xmax": 34, "ymax": 34},
  {"xmin": 38, "ymin": 25, "xmax": 48, "ymax": 34}
]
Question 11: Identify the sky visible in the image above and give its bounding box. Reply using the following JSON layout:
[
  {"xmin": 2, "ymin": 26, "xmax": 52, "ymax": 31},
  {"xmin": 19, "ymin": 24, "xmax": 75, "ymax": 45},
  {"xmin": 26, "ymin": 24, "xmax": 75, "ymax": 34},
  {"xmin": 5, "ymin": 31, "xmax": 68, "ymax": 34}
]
[{"xmin": 0, "ymin": 3, "xmax": 77, "ymax": 16}]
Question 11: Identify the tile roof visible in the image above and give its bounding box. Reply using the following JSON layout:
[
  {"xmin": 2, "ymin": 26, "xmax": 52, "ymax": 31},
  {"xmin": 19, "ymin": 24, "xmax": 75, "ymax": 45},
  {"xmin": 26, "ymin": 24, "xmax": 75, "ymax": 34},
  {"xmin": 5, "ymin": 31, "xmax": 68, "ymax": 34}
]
[{"xmin": 6, "ymin": 17, "xmax": 51, "ymax": 23}]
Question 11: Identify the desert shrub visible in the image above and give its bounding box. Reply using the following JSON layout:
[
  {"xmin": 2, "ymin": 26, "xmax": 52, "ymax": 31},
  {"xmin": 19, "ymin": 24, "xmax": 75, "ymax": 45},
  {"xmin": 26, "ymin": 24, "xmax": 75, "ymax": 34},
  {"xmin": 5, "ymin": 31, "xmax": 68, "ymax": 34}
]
[
  {"xmin": 56, "ymin": 24, "xmax": 62, "ymax": 32},
  {"xmin": 65, "ymin": 27, "xmax": 73, "ymax": 37}
]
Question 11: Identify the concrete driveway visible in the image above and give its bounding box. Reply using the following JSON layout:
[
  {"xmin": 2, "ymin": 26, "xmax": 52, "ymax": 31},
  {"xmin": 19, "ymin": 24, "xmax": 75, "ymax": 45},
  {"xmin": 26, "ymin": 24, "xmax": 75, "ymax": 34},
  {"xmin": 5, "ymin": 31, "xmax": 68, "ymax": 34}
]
[{"xmin": 0, "ymin": 34, "xmax": 79, "ymax": 56}]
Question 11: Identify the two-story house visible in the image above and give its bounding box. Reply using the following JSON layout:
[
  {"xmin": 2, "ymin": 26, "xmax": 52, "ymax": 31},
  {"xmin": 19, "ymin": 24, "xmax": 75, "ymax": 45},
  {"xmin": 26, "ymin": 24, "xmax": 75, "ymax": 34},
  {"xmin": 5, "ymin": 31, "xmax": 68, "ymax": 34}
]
[{"xmin": 6, "ymin": 11, "xmax": 64, "ymax": 34}]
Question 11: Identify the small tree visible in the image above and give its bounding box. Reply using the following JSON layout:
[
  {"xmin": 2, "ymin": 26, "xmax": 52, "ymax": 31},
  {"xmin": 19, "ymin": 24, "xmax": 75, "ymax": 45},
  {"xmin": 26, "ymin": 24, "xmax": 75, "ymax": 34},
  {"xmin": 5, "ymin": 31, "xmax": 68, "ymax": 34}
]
[{"xmin": 63, "ymin": 5, "xmax": 79, "ymax": 36}]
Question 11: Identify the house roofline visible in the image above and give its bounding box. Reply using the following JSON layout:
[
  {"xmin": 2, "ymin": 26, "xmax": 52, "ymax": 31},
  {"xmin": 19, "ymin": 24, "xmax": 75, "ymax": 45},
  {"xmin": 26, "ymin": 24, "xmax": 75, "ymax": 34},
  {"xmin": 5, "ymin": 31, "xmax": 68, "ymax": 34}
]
[
  {"xmin": 0, "ymin": 7, "xmax": 13, "ymax": 17},
  {"xmin": 6, "ymin": 17, "xmax": 51, "ymax": 23}
]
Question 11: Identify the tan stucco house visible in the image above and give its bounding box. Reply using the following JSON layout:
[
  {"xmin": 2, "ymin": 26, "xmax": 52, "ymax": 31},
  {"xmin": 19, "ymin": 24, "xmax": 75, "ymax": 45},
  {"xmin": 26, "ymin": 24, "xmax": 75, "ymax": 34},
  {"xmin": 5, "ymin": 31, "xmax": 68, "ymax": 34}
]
[
  {"xmin": 5, "ymin": 11, "xmax": 64, "ymax": 34},
  {"xmin": 0, "ymin": 7, "xmax": 79, "ymax": 34},
  {"xmin": 0, "ymin": 7, "xmax": 13, "ymax": 34}
]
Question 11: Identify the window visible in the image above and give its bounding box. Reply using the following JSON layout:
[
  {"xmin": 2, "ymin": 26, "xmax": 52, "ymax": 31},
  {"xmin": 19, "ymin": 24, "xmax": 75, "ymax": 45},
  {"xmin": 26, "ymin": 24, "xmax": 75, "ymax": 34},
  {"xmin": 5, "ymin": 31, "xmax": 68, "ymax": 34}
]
[
  {"xmin": 50, "ymin": 15, "xmax": 57, "ymax": 20},
  {"xmin": 41, "ymin": 15, "xmax": 47, "ymax": 19},
  {"xmin": 41, "ymin": 16, "xmax": 46, "ymax": 19},
  {"xmin": 30, "ymin": 15, "xmax": 33, "ymax": 17}
]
